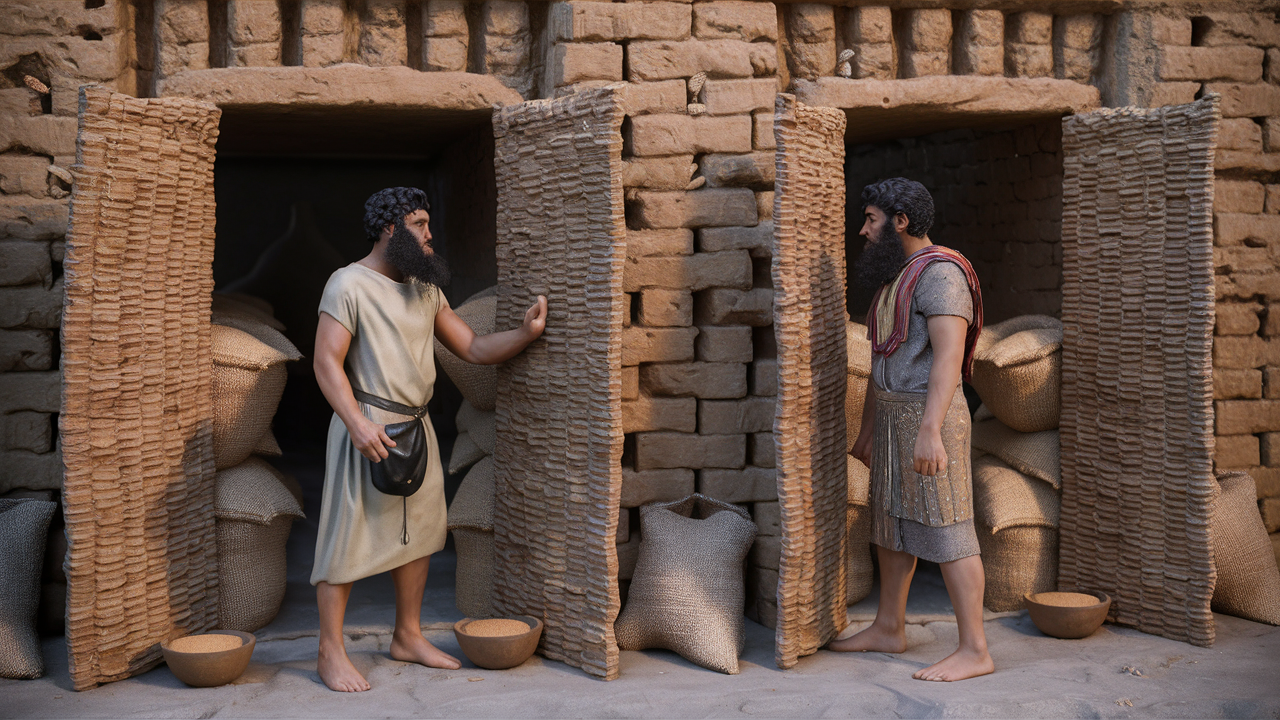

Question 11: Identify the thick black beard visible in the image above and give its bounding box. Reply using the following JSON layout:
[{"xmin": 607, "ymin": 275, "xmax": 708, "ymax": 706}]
[
  {"xmin": 385, "ymin": 220, "xmax": 451, "ymax": 289},
  {"xmin": 853, "ymin": 221, "xmax": 908, "ymax": 291}
]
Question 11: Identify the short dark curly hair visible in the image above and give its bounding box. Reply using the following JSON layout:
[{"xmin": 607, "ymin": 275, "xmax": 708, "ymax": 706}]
[
  {"xmin": 363, "ymin": 187, "xmax": 430, "ymax": 242},
  {"xmin": 861, "ymin": 178, "xmax": 934, "ymax": 238}
]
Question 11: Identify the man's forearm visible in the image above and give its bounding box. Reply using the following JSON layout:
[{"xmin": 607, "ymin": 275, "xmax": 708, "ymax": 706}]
[{"xmin": 460, "ymin": 326, "xmax": 537, "ymax": 365}]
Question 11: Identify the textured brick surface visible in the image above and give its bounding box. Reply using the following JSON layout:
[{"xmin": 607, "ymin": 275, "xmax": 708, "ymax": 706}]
[{"xmin": 634, "ymin": 431, "xmax": 746, "ymax": 469}]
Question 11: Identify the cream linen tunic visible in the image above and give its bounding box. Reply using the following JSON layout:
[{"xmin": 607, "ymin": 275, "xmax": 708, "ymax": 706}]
[{"xmin": 311, "ymin": 263, "xmax": 448, "ymax": 586}]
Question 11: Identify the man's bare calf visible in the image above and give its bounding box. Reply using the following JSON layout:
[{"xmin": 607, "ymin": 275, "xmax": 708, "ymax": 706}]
[
  {"xmin": 387, "ymin": 556, "xmax": 460, "ymax": 671},
  {"xmin": 827, "ymin": 546, "xmax": 914, "ymax": 654},
  {"xmin": 912, "ymin": 554, "xmax": 993, "ymax": 682}
]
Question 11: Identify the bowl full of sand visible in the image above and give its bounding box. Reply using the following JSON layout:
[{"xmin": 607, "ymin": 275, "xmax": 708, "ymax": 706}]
[
  {"xmin": 453, "ymin": 616, "xmax": 543, "ymax": 669},
  {"xmin": 161, "ymin": 630, "xmax": 256, "ymax": 687},
  {"xmin": 1024, "ymin": 591, "xmax": 1111, "ymax": 639}
]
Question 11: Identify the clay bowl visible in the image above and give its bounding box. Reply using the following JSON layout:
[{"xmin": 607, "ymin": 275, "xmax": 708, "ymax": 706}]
[
  {"xmin": 161, "ymin": 630, "xmax": 256, "ymax": 687},
  {"xmin": 453, "ymin": 616, "xmax": 543, "ymax": 670},
  {"xmin": 1025, "ymin": 591, "xmax": 1111, "ymax": 639}
]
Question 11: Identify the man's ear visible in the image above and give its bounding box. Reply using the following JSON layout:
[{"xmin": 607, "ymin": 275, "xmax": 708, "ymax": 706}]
[
  {"xmin": 381, "ymin": 223, "xmax": 394, "ymax": 241},
  {"xmin": 893, "ymin": 212, "xmax": 910, "ymax": 234}
]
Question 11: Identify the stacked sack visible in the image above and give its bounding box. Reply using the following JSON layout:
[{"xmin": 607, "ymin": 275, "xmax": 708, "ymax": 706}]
[
  {"xmin": 437, "ymin": 288, "xmax": 500, "ymax": 618},
  {"xmin": 1210, "ymin": 471, "xmax": 1280, "ymax": 626},
  {"xmin": 968, "ymin": 315, "xmax": 1063, "ymax": 611},
  {"xmin": 844, "ymin": 320, "xmax": 874, "ymax": 606},
  {"xmin": 210, "ymin": 293, "xmax": 305, "ymax": 631}
]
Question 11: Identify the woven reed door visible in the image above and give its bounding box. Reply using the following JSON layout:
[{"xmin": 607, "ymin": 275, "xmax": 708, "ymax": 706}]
[
  {"xmin": 62, "ymin": 88, "xmax": 221, "ymax": 690},
  {"xmin": 772, "ymin": 94, "xmax": 849, "ymax": 669},
  {"xmin": 1058, "ymin": 97, "xmax": 1220, "ymax": 646},
  {"xmin": 489, "ymin": 87, "xmax": 627, "ymax": 679}
]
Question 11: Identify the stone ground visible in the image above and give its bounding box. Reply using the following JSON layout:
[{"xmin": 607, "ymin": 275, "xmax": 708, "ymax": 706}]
[{"xmin": 5, "ymin": 458, "xmax": 1280, "ymax": 719}]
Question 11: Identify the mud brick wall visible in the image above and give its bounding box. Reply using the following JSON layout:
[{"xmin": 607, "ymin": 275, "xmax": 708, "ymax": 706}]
[{"xmin": 845, "ymin": 118, "xmax": 1064, "ymax": 324}]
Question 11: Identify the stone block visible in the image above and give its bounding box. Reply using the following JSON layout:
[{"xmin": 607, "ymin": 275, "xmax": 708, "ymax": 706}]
[
  {"xmin": 695, "ymin": 288, "xmax": 773, "ymax": 326},
  {"xmin": 624, "ymin": 155, "xmax": 696, "ymax": 191},
  {"xmin": 753, "ymin": 500, "xmax": 780, "ymax": 534},
  {"xmin": 845, "ymin": 6, "xmax": 891, "ymax": 44},
  {"xmin": 626, "ymin": 114, "xmax": 753, "ymax": 156},
  {"xmin": 1216, "ymin": 399, "xmax": 1280, "ymax": 435},
  {"xmin": 954, "ymin": 10, "xmax": 1003, "ymax": 76},
  {"xmin": 1005, "ymin": 42, "xmax": 1053, "ymax": 78},
  {"xmin": 1261, "ymin": 432, "xmax": 1280, "ymax": 467},
  {"xmin": 638, "ymin": 288, "xmax": 693, "ymax": 326},
  {"xmin": 623, "ymin": 365, "xmax": 640, "ymax": 400},
  {"xmin": 901, "ymin": 50, "xmax": 949, "ymax": 79},
  {"xmin": 1160, "ymin": 46, "xmax": 1264, "ymax": 83},
  {"xmin": 0, "ymin": 156, "xmax": 50, "ymax": 199},
  {"xmin": 902, "ymin": 8, "xmax": 951, "ymax": 51},
  {"xmin": 0, "ymin": 370, "xmax": 60, "ymax": 413},
  {"xmin": 700, "ymin": 152, "xmax": 774, "ymax": 189},
  {"xmin": 1257, "ymin": 467, "xmax": 1280, "ymax": 498},
  {"xmin": 699, "ymin": 395, "xmax": 774, "ymax": 433},
  {"xmin": 549, "ymin": 42, "xmax": 624, "ymax": 86},
  {"xmin": 748, "ymin": 43, "xmax": 778, "ymax": 77},
  {"xmin": 155, "ymin": 0, "xmax": 209, "ymax": 44},
  {"xmin": 1269, "ymin": 48, "xmax": 1280, "ymax": 84},
  {"xmin": 552, "ymin": 1, "xmax": 691, "ymax": 42},
  {"xmin": 700, "ymin": 466, "xmax": 776, "ymax": 502},
  {"xmin": 751, "ymin": 358, "xmax": 777, "ymax": 396},
  {"xmin": 625, "ymin": 250, "xmax": 754, "ymax": 293},
  {"xmin": 699, "ymin": 222, "xmax": 773, "ymax": 257},
  {"xmin": 748, "ymin": 534, "xmax": 781, "ymax": 568},
  {"xmin": 1215, "ymin": 302, "xmax": 1262, "ymax": 336},
  {"xmin": 0, "ymin": 279, "xmax": 62, "ymax": 329},
  {"xmin": 423, "ymin": 36, "xmax": 469, "ymax": 72},
  {"xmin": 640, "ymin": 362, "xmax": 748, "ymax": 398},
  {"xmin": 1146, "ymin": 81, "xmax": 1201, "ymax": 108},
  {"xmin": 0, "ymin": 411, "xmax": 52, "ymax": 453},
  {"xmin": 1007, "ymin": 12, "xmax": 1052, "ymax": 44},
  {"xmin": 1266, "ymin": 118, "xmax": 1280, "ymax": 152},
  {"xmin": 0, "ymin": 197, "xmax": 68, "ymax": 243},
  {"xmin": 0, "ymin": 328, "xmax": 53, "ymax": 371},
  {"xmin": 0, "ymin": 115, "xmax": 77, "ymax": 157},
  {"xmin": 702, "ymin": 78, "xmax": 777, "ymax": 116},
  {"xmin": 1196, "ymin": 13, "xmax": 1280, "ymax": 48},
  {"xmin": 0, "ymin": 241, "xmax": 51, "ymax": 286},
  {"xmin": 1205, "ymin": 82, "xmax": 1280, "ymax": 118},
  {"xmin": 750, "ymin": 432, "xmax": 775, "ymax": 467},
  {"xmin": 1269, "ymin": 302, "xmax": 1280, "ymax": 337},
  {"xmin": 693, "ymin": 1, "xmax": 777, "ymax": 42},
  {"xmin": 634, "ymin": 431, "xmax": 746, "ymax": 469},
  {"xmin": 1269, "ymin": 368, "xmax": 1280, "ymax": 399},
  {"xmin": 1216, "ymin": 180, "xmax": 1266, "ymax": 215},
  {"xmin": 233, "ymin": 43, "xmax": 283, "ymax": 67},
  {"xmin": 618, "ymin": 80, "xmax": 688, "ymax": 115},
  {"xmin": 302, "ymin": 34, "xmax": 345, "ymax": 67},
  {"xmin": 622, "ymin": 395, "xmax": 697, "ymax": 433},
  {"xmin": 228, "ymin": 0, "xmax": 281, "ymax": 45},
  {"xmin": 787, "ymin": 39, "xmax": 836, "ymax": 81},
  {"xmin": 1269, "ymin": 185, "xmax": 1280, "ymax": 214},
  {"xmin": 424, "ymin": 0, "xmax": 468, "ymax": 36},
  {"xmin": 622, "ymin": 326, "xmax": 698, "ymax": 365},
  {"xmin": 481, "ymin": 0, "xmax": 526, "ymax": 35},
  {"xmin": 1053, "ymin": 15, "xmax": 1101, "ymax": 81},
  {"xmin": 617, "ymin": 532, "xmax": 641, "ymax": 579},
  {"xmin": 754, "ymin": 110, "xmax": 776, "ymax": 150},
  {"xmin": 621, "ymin": 466, "xmax": 695, "ymax": 507},
  {"xmin": 627, "ymin": 228, "xmax": 695, "ymax": 257},
  {"xmin": 695, "ymin": 325, "xmax": 753, "ymax": 363},
  {"xmin": 627, "ymin": 189, "xmax": 758, "ymax": 229},
  {"xmin": 1217, "ymin": 434, "xmax": 1261, "ymax": 469},
  {"xmin": 787, "ymin": 4, "xmax": 833, "ymax": 43},
  {"xmin": 1150, "ymin": 14, "xmax": 1192, "ymax": 45},
  {"xmin": 0, "ymin": 449, "xmax": 62, "ymax": 493},
  {"xmin": 628, "ymin": 39, "xmax": 758, "ymax": 81},
  {"xmin": 1262, "ymin": 499, "xmax": 1280, "ymax": 533},
  {"xmin": 1215, "ymin": 213, "xmax": 1280, "ymax": 247}
]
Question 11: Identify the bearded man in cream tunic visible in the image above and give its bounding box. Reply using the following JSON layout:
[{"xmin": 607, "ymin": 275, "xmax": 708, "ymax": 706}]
[{"xmin": 312, "ymin": 187, "xmax": 547, "ymax": 692}]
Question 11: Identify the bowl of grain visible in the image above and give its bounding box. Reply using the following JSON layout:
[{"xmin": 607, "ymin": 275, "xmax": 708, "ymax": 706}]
[
  {"xmin": 1024, "ymin": 591, "xmax": 1111, "ymax": 639},
  {"xmin": 161, "ymin": 630, "xmax": 256, "ymax": 687},
  {"xmin": 453, "ymin": 616, "xmax": 543, "ymax": 669}
]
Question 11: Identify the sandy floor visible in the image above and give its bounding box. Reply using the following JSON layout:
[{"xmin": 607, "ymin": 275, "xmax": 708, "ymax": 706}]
[{"xmin": 6, "ymin": 453, "xmax": 1280, "ymax": 719}]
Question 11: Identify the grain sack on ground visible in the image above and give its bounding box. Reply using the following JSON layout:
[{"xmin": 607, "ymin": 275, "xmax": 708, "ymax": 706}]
[
  {"xmin": 971, "ymin": 315, "xmax": 1061, "ymax": 433},
  {"xmin": 435, "ymin": 290, "xmax": 498, "ymax": 412},
  {"xmin": 0, "ymin": 498, "xmax": 56, "ymax": 679},
  {"xmin": 846, "ymin": 457, "xmax": 873, "ymax": 605},
  {"xmin": 973, "ymin": 454, "xmax": 1060, "ymax": 612},
  {"xmin": 214, "ymin": 458, "xmax": 304, "ymax": 633},
  {"xmin": 448, "ymin": 457, "xmax": 495, "ymax": 617},
  {"xmin": 211, "ymin": 325, "xmax": 302, "ymax": 470},
  {"xmin": 456, "ymin": 400, "xmax": 496, "ymax": 456},
  {"xmin": 845, "ymin": 321, "xmax": 872, "ymax": 453},
  {"xmin": 972, "ymin": 417, "xmax": 1061, "ymax": 489},
  {"xmin": 212, "ymin": 292, "xmax": 286, "ymax": 332},
  {"xmin": 1212, "ymin": 472, "xmax": 1280, "ymax": 625}
]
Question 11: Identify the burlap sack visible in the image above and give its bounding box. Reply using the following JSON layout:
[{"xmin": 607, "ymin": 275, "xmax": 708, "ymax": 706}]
[
  {"xmin": 452, "ymin": 529, "xmax": 495, "ymax": 618},
  {"xmin": 0, "ymin": 498, "xmax": 56, "ymax": 678},
  {"xmin": 456, "ymin": 400, "xmax": 496, "ymax": 456},
  {"xmin": 214, "ymin": 458, "xmax": 305, "ymax": 633},
  {"xmin": 973, "ymin": 404, "xmax": 994, "ymax": 422},
  {"xmin": 845, "ymin": 321, "xmax": 871, "ymax": 453},
  {"xmin": 435, "ymin": 291, "xmax": 498, "ymax": 411},
  {"xmin": 971, "ymin": 417, "xmax": 1061, "ymax": 489},
  {"xmin": 614, "ymin": 494, "xmax": 758, "ymax": 674},
  {"xmin": 254, "ymin": 429, "xmax": 283, "ymax": 457},
  {"xmin": 973, "ymin": 454, "xmax": 1060, "ymax": 611},
  {"xmin": 448, "ymin": 431, "xmax": 486, "ymax": 476},
  {"xmin": 211, "ymin": 311, "xmax": 299, "ymax": 360},
  {"xmin": 212, "ymin": 292, "xmax": 286, "ymax": 331},
  {"xmin": 847, "ymin": 458, "xmax": 873, "ymax": 605},
  {"xmin": 448, "ymin": 457, "xmax": 494, "ymax": 532},
  {"xmin": 212, "ymin": 325, "xmax": 301, "ymax": 470},
  {"xmin": 971, "ymin": 315, "xmax": 1061, "ymax": 433},
  {"xmin": 1212, "ymin": 471, "xmax": 1280, "ymax": 625}
]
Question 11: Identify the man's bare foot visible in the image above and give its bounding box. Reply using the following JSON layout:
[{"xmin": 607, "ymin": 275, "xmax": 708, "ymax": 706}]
[
  {"xmin": 318, "ymin": 644, "xmax": 370, "ymax": 692},
  {"xmin": 912, "ymin": 647, "xmax": 994, "ymax": 682},
  {"xmin": 826, "ymin": 623, "xmax": 908, "ymax": 653},
  {"xmin": 390, "ymin": 630, "xmax": 462, "ymax": 670}
]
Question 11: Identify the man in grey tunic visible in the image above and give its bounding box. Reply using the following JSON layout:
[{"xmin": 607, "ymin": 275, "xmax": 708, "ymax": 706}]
[
  {"xmin": 829, "ymin": 178, "xmax": 992, "ymax": 682},
  {"xmin": 312, "ymin": 187, "xmax": 547, "ymax": 692}
]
